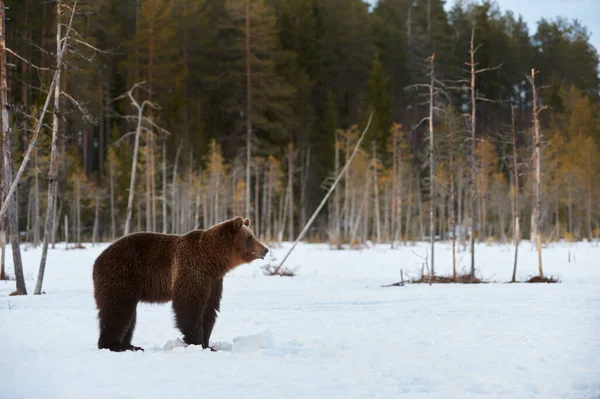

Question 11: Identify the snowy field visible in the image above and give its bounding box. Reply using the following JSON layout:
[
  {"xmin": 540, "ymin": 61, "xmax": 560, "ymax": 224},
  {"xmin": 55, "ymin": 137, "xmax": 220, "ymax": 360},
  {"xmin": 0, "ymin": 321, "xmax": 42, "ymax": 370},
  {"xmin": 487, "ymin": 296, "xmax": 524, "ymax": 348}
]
[{"xmin": 1, "ymin": 240, "xmax": 599, "ymax": 399}]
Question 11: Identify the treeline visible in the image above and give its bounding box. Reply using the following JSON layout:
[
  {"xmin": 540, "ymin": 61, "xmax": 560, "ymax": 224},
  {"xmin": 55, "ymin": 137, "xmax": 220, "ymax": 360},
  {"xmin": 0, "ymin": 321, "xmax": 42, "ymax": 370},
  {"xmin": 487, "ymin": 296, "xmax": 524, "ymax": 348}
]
[{"xmin": 1, "ymin": 0, "xmax": 599, "ymax": 254}]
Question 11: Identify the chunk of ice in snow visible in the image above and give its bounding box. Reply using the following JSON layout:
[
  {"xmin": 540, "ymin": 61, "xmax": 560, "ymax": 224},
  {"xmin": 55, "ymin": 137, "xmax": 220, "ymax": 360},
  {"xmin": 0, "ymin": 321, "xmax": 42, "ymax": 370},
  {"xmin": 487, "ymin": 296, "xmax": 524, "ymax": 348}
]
[
  {"xmin": 163, "ymin": 337, "xmax": 187, "ymax": 350},
  {"xmin": 211, "ymin": 341, "xmax": 233, "ymax": 352},
  {"xmin": 232, "ymin": 329, "xmax": 274, "ymax": 352}
]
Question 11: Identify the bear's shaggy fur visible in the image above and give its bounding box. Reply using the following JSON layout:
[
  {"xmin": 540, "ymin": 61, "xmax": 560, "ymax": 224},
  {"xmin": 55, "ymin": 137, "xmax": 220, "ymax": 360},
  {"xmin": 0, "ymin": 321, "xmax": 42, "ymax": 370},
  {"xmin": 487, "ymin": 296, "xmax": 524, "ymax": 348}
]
[{"xmin": 92, "ymin": 216, "xmax": 268, "ymax": 352}]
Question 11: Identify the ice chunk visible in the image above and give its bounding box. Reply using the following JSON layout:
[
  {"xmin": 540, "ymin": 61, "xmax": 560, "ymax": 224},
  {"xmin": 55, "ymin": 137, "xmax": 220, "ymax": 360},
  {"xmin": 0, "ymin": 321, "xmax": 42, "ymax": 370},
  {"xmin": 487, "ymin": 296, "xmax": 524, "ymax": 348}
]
[
  {"xmin": 163, "ymin": 337, "xmax": 187, "ymax": 350},
  {"xmin": 211, "ymin": 341, "xmax": 233, "ymax": 352}
]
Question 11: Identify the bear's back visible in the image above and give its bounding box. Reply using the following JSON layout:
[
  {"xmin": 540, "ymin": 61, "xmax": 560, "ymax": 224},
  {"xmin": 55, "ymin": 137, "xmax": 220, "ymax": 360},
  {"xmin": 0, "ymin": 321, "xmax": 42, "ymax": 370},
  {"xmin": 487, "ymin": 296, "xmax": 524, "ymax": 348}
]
[{"xmin": 93, "ymin": 232, "xmax": 180, "ymax": 303}]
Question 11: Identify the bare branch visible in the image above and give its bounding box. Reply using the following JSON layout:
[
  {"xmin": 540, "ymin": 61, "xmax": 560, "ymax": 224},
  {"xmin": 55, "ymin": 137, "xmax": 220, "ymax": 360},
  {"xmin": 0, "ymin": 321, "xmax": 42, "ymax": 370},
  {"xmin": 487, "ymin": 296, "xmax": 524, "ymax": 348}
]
[
  {"xmin": 5, "ymin": 48, "xmax": 53, "ymax": 71},
  {"xmin": 408, "ymin": 116, "xmax": 430, "ymax": 134},
  {"xmin": 60, "ymin": 91, "xmax": 96, "ymax": 124},
  {"xmin": 475, "ymin": 64, "xmax": 503, "ymax": 75}
]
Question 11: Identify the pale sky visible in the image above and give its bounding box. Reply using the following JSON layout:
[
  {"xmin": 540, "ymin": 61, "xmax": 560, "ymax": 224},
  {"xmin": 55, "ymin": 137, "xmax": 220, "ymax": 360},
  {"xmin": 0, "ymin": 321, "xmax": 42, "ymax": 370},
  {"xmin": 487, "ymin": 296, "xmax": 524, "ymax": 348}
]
[{"xmin": 367, "ymin": 0, "xmax": 600, "ymax": 53}]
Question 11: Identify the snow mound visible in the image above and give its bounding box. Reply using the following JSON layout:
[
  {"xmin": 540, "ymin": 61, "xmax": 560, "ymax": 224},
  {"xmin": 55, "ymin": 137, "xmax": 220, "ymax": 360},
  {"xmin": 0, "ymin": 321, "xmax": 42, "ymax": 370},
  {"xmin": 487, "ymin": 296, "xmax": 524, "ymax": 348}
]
[{"xmin": 231, "ymin": 329, "xmax": 274, "ymax": 352}]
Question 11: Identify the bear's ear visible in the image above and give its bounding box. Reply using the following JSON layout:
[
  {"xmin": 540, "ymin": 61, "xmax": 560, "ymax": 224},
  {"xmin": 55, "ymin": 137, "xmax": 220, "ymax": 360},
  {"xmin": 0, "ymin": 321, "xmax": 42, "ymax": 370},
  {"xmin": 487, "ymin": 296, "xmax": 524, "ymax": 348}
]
[
  {"xmin": 243, "ymin": 218, "xmax": 251, "ymax": 227},
  {"xmin": 231, "ymin": 216, "xmax": 244, "ymax": 231}
]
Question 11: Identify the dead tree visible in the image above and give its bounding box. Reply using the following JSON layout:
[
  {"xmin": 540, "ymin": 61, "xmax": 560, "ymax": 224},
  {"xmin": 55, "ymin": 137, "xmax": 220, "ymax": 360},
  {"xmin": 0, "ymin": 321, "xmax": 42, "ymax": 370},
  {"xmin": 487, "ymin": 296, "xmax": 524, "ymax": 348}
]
[
  {"xmin": 116, "ymin": 82, "xmax": 167, "ymax": 236},
  {"xmin": 405, "ymin": 54, "xmax": 448, "ymax": 275},
  {"xmin": 527, "ymin": 69, "xmax": 547, "ymax": 278},
  {"xmin": 509, "ymin": 105, "xmax": 520, "ymax": 283},
  {"xmin": 1, "ymin": 1, "xmax": 27, "ymax": 294},
  {"xmin": 461, "ymin": 28, "xmax": 501, "ymax": 277}
]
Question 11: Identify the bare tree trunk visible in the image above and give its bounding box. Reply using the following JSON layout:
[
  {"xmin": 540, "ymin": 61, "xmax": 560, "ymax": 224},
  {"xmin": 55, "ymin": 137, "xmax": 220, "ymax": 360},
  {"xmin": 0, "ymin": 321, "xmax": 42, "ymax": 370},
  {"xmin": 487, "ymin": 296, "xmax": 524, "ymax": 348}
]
[
  {"xmin": 586, "ymin": 155, "xmax": 592, "ymax": 240},
  {"xmin": 244, "ymin": 0, "xmax": 252, "ymax": 217},
  {"xmin": 162, "ymin": 140, "xmax": 167, "ymax": 233},
  {"xmin": 529, "ymin": 69, "xmax": 544, "ymax": 278},
  {"xmin": 391, "ymin": 132, "xmax": 397, "ymax": 248},
  {"xmin": 263, "ymin": 162, "xmax": 270, "ymax": 240},
  {"xmin": 64, "ymin": 215, "xmax": 68, "ymax": 251},
  {"xmin": 568, "ymin": 177, "xmax": 572, "ymax": 234},
  {"xmin": 334, "ymin": 132, "xmax": 341, "ymax": 247},
  {"xmin": 416, "ymin": 172, "xmax": 424, "ymax": 239},
  {"xmin": 428, "ymin": 54, "xmax": 435, "ymax": 276},
  {"xmin": 457, "ymin": 164, "xmax": 463, "ymax": 243},
  {"xmin": 469, "ymin": 30, "xmax": 477, "ymax": 277},
  {"xmin": 287, "ymin": 139, "xmax": 294, "ymax": 241},
  {"xmin": 109, "ymin": 156, "xmax": 116, "ymax": 240},
  {"xmin": 194, "ymin": 169, "xmax": 202, "ymax": 230},
  {"xmin": 266, "ymin": 160, "xmax": 273, "ymax": 241},
  {"xmin": 0, "ymin": 227, "xmax": 5, "ymax": 280},
  {"xmin": 151, "ymin": 139, "xmax": 156, "ymax": 232},
  {"xmin": 171, "ymin": 143, "xmax": 181, "ymax": 232},
  {"xmin": 26, "ymin": 190, "xmax": 32, "ymax": 245},
  {"xmin": 350, "ymin": 162, "xmax": 372, "ymax": 246},
  {"xmin": 123, "ymin": 83, "xmax": 148, "ymax": 236},
  {"xmin": 450, "ymin": 135, "xmax": 456, "ymax": 280},
  {"xmin": 254, "ymin": 159, "xmax": 261, "ymax": 237},
  {"xmin": 343, "ymin": 134, "xmax": 351, "ymax": 241},
  {"xmin": 300, "ymin": 147, "xmax": 310, "ymax": 230},
  {"xmin": 76, "ymin": 175, "xmax": 81, "ymax": 245},
  {"xmin": 510, "ymin": 105, "xmax": 520, "ymax": 283},
  {"xmin": 372, "ymin": 142, "xmax": 381, "ymax": 243},
  {"xmin": 92, "ymin": 191, "xmax": 100, "ymax": 246},
  {"xmin": 33, "ymin": 149, "xmax": 40, "ymax": 247},
  {"xmin": 1, "ymin": 1, "xmax": 26, "ymax": 294},
  {"xmin": 145, "ymin": 143, "xmax": 151, "ymax": 231},
  {"xmin": 51, "ymin": 193, "xmax": 59, "ymax": 248},
  {"xmin": 404, "ymin": 169, "xmax": 412, "ymax": 241}
]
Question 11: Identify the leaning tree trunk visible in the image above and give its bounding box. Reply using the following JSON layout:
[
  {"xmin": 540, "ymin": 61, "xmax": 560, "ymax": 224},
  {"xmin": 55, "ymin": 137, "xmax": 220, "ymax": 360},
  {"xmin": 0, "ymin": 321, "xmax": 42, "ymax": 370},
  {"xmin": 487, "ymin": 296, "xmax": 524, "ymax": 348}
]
[{"xmin": 1, "ymin": 2, "xmax": 26, "ymax": 294}]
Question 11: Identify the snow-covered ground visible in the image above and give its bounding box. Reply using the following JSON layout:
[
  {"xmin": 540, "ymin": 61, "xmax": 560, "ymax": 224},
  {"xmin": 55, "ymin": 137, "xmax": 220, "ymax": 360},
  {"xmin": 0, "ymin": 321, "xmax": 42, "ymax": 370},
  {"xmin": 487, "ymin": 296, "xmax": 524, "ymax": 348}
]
[{"xmin": 1, "ymin": 240, "xmax": 599, "ymax": 399}]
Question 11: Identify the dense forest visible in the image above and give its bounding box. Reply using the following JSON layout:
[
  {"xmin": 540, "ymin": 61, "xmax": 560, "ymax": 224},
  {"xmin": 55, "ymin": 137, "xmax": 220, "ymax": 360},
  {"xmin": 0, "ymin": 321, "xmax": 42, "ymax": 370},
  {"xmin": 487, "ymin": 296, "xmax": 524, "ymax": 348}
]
[{"xmin": 1, "ymin": 0, "xmax": 599, "ymax": 289}]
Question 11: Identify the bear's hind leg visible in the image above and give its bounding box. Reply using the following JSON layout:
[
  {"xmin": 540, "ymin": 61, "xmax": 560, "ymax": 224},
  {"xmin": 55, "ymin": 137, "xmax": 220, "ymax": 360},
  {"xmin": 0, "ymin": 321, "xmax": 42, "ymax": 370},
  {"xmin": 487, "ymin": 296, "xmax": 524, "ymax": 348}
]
[
  {"xmin": 98, "ymin": 300, "xmax": 143, "ymax": 352},
  {"xmin": 122, "ymin": 307, "xmax": 144, "ymax": 352}
]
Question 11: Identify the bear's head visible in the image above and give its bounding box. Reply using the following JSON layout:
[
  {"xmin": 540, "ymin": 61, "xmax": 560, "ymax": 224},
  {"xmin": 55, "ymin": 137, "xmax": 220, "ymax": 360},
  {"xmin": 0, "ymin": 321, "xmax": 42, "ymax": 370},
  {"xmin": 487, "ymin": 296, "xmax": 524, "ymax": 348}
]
[{"xmin": 206, "ymin": 216, "xmax": 269, "ymax": 273}]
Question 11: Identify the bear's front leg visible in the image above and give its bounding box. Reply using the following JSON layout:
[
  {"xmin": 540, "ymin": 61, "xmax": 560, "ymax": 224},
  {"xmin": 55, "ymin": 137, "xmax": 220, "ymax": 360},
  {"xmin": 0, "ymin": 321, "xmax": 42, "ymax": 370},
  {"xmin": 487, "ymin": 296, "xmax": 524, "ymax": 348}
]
[
  {"xmin": 202, "ymin": 278, "xmax": 223, "ymax": 349},
  {"xmin": 172, "ymin": 286, "xmax": 208, "ymax": 347}
]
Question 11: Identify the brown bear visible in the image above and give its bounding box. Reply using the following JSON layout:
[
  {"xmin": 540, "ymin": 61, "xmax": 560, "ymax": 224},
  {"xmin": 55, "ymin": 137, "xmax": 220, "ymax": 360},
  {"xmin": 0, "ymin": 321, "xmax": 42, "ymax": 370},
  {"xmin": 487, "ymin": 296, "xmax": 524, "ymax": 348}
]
[{"xmin": 92, "ymin": 216, "xmax": 268, "ymax": 352}]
